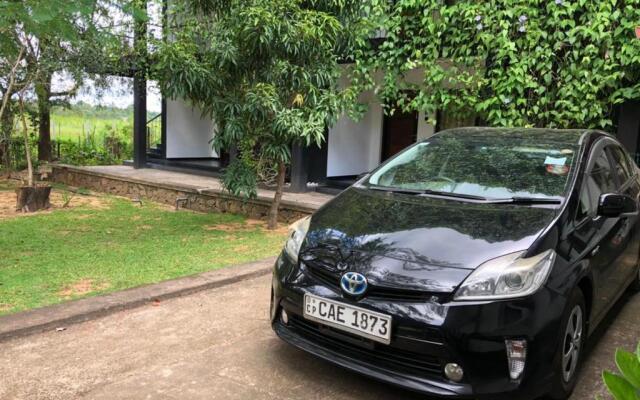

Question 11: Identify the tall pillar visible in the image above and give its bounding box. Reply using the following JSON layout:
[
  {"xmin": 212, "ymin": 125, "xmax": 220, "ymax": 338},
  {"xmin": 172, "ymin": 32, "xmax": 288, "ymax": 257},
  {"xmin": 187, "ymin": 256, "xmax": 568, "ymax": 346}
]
[
  {"xmin": 132, "ymin": 0, "xmax": 147, "ymax": 169},
  {"xmin": 616, "ymin": 100, "xmax": 640, "ymax": 162},
  {"xmin": 290, "ymin": 144, "xmax": 308, "ymax": 193}
]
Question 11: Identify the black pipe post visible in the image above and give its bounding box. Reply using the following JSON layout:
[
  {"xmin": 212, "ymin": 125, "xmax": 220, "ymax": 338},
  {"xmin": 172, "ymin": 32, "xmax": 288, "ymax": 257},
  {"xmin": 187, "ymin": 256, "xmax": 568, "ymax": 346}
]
[
  {"xmin": 132, "ymin": 0, "xmax": 147, "ymax": 169},
  {"xmin": 290, "ymin": 144, "xmax": 308, "ymax": 193}
]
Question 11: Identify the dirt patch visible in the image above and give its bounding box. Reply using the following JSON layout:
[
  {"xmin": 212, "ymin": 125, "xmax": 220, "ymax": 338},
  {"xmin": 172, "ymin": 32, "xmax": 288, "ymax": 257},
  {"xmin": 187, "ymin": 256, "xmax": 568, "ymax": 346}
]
[
  {"xmin": 204, "ymin": 223, "xmax": 244, "ymax": 232},
  {"xmin": 248, "ymin": 218, "xmax": 290, "ymax": 234},
  {"xmin": 58, "ymin": 192, "xmax": 109, "ymax": 210},
  {"xmin": 0, "ymin": 181, "xmax": 110, "ymax": 220},
  {"xmin": 204, "ymin": 218, "xmax": 288, "ymax": 234},
  {"xmin": 233, "ymin": 244, "xmax": 250, "ymax": 252},
  {"xmin": 58, "ymin": 279, "xmax": 110, "ymax": 299},
  {"xmin": 245, "ymin": 219, "xmax": 265, "ymax": 227}
]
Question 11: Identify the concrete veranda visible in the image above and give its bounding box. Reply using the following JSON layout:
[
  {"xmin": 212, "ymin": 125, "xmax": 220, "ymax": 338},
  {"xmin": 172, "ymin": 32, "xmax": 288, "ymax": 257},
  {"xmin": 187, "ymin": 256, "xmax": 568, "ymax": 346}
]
[{"xmin": 75, "ymin": 165, "xmax": 334, "ymax": 210}]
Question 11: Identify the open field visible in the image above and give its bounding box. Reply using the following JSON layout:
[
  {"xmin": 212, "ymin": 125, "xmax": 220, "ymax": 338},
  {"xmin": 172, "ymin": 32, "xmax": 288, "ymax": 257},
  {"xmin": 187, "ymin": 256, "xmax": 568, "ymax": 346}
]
[
  {"xmin": 50, "ymin": 113, "xmax": 131, "ymax": 142},
  {"xmin": 49, "ymin": 104, "xmax": 159, "ymax": 141},
  {"xmin": 0, "ymin": 180, "xmax": 287, "ymax": 315}
]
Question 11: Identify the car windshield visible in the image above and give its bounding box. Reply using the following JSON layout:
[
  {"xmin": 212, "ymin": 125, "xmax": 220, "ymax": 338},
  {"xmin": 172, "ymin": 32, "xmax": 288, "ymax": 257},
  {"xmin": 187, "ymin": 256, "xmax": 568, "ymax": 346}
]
[{"xmin": 367, "ymin": 132, "xmax": 580, "ymax": 200}]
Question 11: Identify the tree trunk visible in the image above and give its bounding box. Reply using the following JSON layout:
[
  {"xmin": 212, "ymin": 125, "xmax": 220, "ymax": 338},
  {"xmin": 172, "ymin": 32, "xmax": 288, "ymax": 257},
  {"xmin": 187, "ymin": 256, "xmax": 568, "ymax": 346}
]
[
  {"xmin": 0, "ymin": 103, "xmax": 14, "ymax": 176},
  {"xmin": 268, "ymin": 161, "xmax": 286, "ymax": 230},
  {"xmin": 35, "ymin": 76, "xmax": 52, "ymax": 162},
  {"xmin": 15, "ymin": 186, "xmax": 51, "ymax": 212},
  {"xmin": 18, "ymin": 95, "xmax": 34, "ymax": 187}
]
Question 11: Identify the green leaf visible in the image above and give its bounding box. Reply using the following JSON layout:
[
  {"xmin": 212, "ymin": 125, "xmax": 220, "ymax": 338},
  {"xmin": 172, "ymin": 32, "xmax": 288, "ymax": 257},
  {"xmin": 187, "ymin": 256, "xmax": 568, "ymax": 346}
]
[
  {"xmin": 616, "ymin": 349, "xmax": 640, "ymax": 389},
  {"xmin": 603, "ymin": 371, "xmax": 639, "ymax": 400}
]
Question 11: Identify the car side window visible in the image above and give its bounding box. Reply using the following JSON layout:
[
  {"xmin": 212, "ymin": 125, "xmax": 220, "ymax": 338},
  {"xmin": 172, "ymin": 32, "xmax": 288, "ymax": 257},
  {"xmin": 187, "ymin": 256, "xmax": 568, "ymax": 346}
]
[
  {"xmin": 624, "ymin": 151, "xmax": 638, "ymax": 177},
  {"xmin": 608, "ymin": 145, "xmax": 633, "ymax": 186},
  {"xmin": 583, "ymin": 150, "xmax": 617, "ymax": 216},
  {"xmin": 575, "ymin": 182, "xmax": 591, "ymax": 222}
]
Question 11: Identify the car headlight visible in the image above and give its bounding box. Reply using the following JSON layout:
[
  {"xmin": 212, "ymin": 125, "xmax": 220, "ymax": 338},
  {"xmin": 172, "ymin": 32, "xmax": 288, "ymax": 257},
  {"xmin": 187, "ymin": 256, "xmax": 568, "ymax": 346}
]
[
  {"xmin": 454, "ymin": 249, "xmax": 556, "ymax": 301},
  {"xmin": 283, "ymin": 216, "xmax": 311, "ymax": 263}
]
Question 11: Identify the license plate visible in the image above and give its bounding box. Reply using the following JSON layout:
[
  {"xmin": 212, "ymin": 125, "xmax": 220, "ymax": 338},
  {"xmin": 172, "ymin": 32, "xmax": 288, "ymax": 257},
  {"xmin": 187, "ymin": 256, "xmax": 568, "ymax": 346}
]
[{"xmin": 303, "ymin": 293, "xmax": 392, "ymax": 344}]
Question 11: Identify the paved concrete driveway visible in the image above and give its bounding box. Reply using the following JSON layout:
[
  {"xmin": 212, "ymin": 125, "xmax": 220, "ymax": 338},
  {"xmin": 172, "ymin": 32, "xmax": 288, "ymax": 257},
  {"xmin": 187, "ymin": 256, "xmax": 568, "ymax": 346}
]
[{"xmin": 0, "ymin": 274, "xmax": 637, "ymax": 400}]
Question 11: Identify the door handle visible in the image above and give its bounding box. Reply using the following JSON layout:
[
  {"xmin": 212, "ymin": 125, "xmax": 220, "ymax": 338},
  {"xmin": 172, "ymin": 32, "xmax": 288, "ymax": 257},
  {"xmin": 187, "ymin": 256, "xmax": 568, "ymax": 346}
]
[{"xmin": 591, "ymin": 246, "xmax": 600, "ymax": 257}]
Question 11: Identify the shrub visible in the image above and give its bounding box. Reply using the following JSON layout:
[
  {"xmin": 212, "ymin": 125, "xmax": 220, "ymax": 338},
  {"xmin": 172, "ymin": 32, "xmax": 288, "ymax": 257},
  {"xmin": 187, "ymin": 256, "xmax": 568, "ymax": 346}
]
[
  {"xmin": 602, "ymin": 342, "xmax": 640, "ymax": 400},
  {"xmin": 55, "ymin": 123, "xmax": 132, "ymax": 166}
]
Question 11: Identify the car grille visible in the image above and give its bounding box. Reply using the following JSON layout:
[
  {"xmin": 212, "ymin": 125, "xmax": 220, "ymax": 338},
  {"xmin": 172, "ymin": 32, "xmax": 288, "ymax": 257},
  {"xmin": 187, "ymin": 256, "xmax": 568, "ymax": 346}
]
[
  {"xmin": 287, "ymin": 314, "xmax": 443, "ymax": 377},
  {"xmin": 303, "ymin": 261, "xmax": 338, "ymax": 289},
  {"xmin": 302, "ymin": 261, "xmax": 442, "ymax": 303}
]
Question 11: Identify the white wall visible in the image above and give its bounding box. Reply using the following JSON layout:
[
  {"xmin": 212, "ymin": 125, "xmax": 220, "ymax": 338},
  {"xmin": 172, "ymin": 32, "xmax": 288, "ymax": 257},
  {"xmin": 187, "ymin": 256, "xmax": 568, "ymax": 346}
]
[
  {"xmin": 327, "ymin": 93, "xmax": 383, "ymax": 177},
  {"xmin": 165, "ymin": 98, "xmax": 218, "ymax": 158},
  {"xmin": 417, "ymin": 111, "xmax": 436, "ymax": 141},
  {"xmin": 326, "ymin": 67, "xmax": 436, "ymax": 177}
]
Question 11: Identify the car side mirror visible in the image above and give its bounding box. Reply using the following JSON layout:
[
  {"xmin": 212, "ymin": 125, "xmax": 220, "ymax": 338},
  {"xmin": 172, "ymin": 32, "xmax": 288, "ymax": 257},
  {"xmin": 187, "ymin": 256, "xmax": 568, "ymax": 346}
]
[{"xmin": 597, "ymin": 193, "xmax": 638, "ymax": 218}]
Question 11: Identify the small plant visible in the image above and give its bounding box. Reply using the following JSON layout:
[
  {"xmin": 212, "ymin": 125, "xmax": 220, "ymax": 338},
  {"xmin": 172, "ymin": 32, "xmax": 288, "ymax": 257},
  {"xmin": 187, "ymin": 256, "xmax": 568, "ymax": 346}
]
[
  {"xmin": 602, "ymin": 342, "xmax": 640, "ymax": 400},
  {"xmin": 61, "ymin": 190, "xmax": 74, "ymax": 208}
]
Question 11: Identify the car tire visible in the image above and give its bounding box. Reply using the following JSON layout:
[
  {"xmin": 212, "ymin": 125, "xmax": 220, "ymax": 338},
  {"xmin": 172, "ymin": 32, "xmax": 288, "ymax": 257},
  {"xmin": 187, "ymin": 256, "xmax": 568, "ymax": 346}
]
[{"xmin": 549, "ymin": 289, "xmax": 587, "ymax": 400}]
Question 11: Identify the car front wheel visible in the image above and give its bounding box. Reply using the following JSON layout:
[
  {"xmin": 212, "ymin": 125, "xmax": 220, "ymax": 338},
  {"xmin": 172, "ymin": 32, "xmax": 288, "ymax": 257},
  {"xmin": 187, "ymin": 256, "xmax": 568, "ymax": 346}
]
[{"xmin": 549, "ymin": 289, "xmax": 586, "ymax": 400}]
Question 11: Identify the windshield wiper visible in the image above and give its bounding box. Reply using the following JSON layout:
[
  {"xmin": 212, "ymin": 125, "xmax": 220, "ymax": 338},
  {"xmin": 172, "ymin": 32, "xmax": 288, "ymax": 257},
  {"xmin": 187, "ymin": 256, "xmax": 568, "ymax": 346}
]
[
  {"xmin": 419, "ymin": 189, "xmax": 489, "ymax": 201},
  {"xmin": 366, "ymin": 185, "xmax": 426, "ymax": 195},
  {"xmin": 491, "ymin": 196, "xmax": 562, "ymax": 204},
  {"xmin": 366, "ymin": 185, "xmax": 489, "ymax": 201}
]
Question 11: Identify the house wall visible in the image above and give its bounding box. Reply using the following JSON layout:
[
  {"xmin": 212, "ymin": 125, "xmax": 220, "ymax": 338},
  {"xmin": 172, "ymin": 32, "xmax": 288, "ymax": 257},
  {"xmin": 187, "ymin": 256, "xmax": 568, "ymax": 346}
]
[
  {"xmin": 163, "ymin": 67, "xmax": 436, "ymax": 176},
  {"xmin": 327, "ymin": 91, "xmax": 383, "ymax": 177},
  {"xmin": 165, "ymin": 98, "xmax": 218, "ymax": 159},
  {"xmin": 326, "ymin": 68, "xmax": 436, "ymax": 178}
]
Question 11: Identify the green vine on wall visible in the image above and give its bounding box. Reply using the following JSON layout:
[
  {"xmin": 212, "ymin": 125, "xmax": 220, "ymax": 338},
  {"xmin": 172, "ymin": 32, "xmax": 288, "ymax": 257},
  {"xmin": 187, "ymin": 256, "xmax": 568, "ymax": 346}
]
[{"xmin": 356, "ymin": 0, "xmax": 640, "ymax": 129}]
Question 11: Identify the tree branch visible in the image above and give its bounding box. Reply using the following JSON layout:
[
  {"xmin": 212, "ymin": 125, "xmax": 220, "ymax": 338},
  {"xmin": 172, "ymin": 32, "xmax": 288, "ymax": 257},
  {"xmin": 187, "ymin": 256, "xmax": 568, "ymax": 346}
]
[
  {"xmin": 50, "ymin": 85, "xmax": 79, "ymax": 97},
  {"xmin": 0, "ymin": 46, "xmax": 25, "ymax": 123}
]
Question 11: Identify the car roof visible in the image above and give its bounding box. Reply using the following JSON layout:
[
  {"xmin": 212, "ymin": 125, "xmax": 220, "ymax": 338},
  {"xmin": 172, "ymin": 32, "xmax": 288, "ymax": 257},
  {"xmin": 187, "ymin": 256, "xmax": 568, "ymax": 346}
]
[{"xmin": 434, "ymin": 127, "xmax": 599, "ymax": 145}]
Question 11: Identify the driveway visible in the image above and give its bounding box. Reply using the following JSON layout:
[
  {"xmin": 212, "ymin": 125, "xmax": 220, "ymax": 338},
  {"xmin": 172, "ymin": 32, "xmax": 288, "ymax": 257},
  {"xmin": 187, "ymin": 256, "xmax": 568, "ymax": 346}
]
[{"xmin": 0, "ymin": 273, "xmax": 637, "ymax": 400}]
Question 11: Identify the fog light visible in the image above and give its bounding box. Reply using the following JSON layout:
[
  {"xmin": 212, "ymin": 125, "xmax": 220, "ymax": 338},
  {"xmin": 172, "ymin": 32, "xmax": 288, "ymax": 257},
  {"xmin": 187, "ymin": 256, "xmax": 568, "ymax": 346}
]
[
  {"xmin": 281, "ymin": 309, "xmax": 289, "ymax": 325},
  {"xmin": 444, "ymin": 363, "xmax": 464, "ymax": 382},
  {"xmin": 505, "ymin": 339, "xmax": 527, "ymax": 380}
]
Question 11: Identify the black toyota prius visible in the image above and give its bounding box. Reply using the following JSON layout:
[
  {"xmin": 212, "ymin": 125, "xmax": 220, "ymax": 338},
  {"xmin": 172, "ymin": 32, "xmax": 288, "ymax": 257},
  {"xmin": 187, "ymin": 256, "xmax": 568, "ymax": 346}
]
[{"xmin": 270, "ymin": 127, "xmax": 640, "ymax": 400}]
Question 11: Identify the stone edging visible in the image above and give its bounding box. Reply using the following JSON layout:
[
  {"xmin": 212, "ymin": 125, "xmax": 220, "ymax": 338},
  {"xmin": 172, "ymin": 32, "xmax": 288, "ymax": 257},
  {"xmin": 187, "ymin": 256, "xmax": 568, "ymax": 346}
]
[
  {"xmin": 0, "ymin": 257, "xmax": 276, "ymax": 343},
  {"xmin": 50, "ymin": 164, "xmax": 313, "ymax": 222}
]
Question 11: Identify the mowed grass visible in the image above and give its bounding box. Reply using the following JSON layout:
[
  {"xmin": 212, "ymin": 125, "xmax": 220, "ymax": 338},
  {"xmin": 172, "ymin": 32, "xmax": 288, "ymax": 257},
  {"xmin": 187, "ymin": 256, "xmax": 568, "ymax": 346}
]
[{"xmin": 0, "ymin": 189, "xmax": 287, "ymax": 315}]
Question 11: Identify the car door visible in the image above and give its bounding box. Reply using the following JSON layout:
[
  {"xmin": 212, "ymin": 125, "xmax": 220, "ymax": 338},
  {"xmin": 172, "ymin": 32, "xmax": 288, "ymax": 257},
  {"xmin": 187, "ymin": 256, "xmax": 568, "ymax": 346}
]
[
  {"xmin": 570, "ymin": 141, "xmax": 620, "ymax": 321},
  {"xmin": 605, "ymin": 144, "xmax": 640, "ymax": 291}
]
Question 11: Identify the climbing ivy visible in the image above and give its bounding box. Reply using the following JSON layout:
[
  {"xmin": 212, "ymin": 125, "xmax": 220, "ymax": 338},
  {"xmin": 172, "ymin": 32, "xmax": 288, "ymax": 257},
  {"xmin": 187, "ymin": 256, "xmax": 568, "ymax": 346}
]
[{"xmin": 356, "ymin": 0, "xmax": 640, "ymax": 129}]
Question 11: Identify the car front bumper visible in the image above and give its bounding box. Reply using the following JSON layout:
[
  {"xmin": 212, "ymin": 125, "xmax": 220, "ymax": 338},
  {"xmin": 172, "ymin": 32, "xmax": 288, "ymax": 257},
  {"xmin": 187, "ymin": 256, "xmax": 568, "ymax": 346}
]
[{"xmin": 270, "ymin": 253, "xmax": 569, "ymax": 400}]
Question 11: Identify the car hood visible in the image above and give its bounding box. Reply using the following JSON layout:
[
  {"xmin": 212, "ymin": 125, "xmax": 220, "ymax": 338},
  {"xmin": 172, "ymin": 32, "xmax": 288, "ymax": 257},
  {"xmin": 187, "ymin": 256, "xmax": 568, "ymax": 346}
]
[{"xmin": 300, "ymin": 187, "xmax": 557, "ymax": 294}]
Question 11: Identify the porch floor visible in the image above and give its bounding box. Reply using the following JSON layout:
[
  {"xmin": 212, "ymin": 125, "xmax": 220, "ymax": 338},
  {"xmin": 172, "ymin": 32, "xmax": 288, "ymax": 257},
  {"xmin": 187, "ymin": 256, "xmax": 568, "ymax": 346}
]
[{"xmin": 65, "ymin": 165, "xmax": 335, "ymax": 211}]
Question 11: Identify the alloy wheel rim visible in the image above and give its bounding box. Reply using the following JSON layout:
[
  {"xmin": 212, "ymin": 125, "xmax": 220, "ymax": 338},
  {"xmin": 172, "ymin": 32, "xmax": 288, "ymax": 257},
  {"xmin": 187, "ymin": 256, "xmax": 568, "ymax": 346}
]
[{"xmin": 561, "ymin": 306, "xmax": 583, "ymax": 382}]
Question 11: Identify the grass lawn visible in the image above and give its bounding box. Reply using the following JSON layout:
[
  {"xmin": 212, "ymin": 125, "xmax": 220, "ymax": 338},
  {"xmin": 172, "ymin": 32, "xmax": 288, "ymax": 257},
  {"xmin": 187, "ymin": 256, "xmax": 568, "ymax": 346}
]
[{"xmin": 0, "ymin": 182, "xmax": 287, "ymax": 315}]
